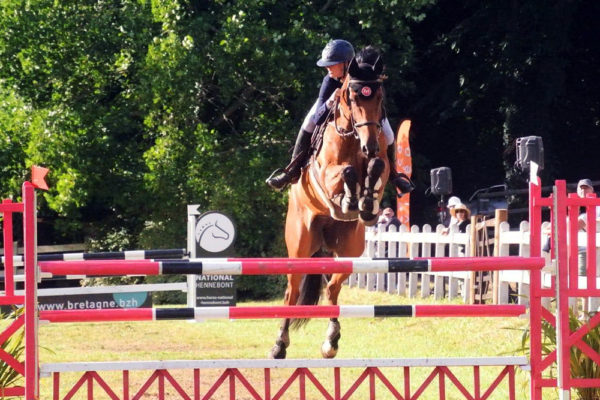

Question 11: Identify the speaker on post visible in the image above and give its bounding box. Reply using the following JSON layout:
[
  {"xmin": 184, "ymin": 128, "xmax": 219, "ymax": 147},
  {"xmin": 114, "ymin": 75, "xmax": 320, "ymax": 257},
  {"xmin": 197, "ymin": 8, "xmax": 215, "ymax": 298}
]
[
  {"xmin": 515, "ymin": 136, "xmax": 544, "ymax": 171},
  {"xmin": 430, "ymin": 167, "xmax": 453, "ymax": 196}
]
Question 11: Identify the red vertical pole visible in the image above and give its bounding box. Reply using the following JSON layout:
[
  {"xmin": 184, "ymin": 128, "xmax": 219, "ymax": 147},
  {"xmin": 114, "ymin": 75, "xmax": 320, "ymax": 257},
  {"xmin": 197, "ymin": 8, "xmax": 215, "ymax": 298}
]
[
  {"xmin": 23, "ymin": 182, "xmax": 39, "ymax": 400},
  {"xmin": 2, "ymin": 200, "xmax": 14, "ymax": 296},
  {"xmin": 529, "ymin": 172, "xmax": 543, "ymax": 400},
  {"xmin": 194, "ymin": 369, "xmax": 200, "ymax": 400},
  {"xmin": 369, "ymin": 368, "xmax": 375, "ymax": 400},
  {"xmin": 264, "ymin": 368, "xmax": 270, "ymax": 400},
  {"xmin": 438, "ymin": 367, "xmax": 445, "ymax": 400},
  {"xmin": 123, "ymin": 370, "xmax": 129, "ymax": 400},
  {"xmin": 334, "ymin": 367, "xmax": 340, "ymax": 400},
  {"xmin": 299, "ymin": 369, "xmax": 306, "ymax": 400},
  {"xmin": 567, "ymin": 193, "xmax": 579, "ymax": 291},
  {"xmin": 554, "ymin": 180, "xmax": 571, "ymax": 399},
  {"xmin": 508, "ymin": 366, "xmax": 516, "ymax": 400},
  {"xmin": 403, "ymin": 366, "xmax": 410, "ymax": 400},
  {"xmin": 473, "ymin": 366, "xmax": 480, "ymax": 399},
  {"xmin": 229, "ymin": 370, "xmax": 235, "ymax": 400},
  {"xmin": 159, "ymin": 371, "xmax": 165, "ymax": 400},
  {"xmin": 87, "ymin": 375, "xmax": 93, "ymax": 400},
  {"xmin": 586, "ymin": 196, "xmax": 597, "ymax": 289},
  {"xmin": 53, "ymin": 372, "xmax": 59, "ymax": 400}
]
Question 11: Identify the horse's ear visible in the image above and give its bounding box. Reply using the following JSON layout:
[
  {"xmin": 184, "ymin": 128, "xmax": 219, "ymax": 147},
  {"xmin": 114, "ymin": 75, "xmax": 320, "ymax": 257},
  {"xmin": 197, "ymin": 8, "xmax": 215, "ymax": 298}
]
[
  {"xmin": 372, "ymin": 56, "xmax": 383, "ymax": 76},
  {"xmin": 348, "ymin": 58, "xmax": 360, "ymax": 77}
]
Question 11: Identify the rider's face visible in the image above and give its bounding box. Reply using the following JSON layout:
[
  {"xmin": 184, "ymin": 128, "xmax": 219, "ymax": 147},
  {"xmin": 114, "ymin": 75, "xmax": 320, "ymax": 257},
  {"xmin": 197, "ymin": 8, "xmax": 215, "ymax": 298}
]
[{"xmin": 326, "ymin": 63, "xmax": 345, "ymax": 79}]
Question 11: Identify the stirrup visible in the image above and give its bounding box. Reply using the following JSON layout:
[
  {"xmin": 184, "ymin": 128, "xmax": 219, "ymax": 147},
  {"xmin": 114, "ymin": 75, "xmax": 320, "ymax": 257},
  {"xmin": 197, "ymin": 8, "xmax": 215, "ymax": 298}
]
[
  {"xmin": 266, "ymin": 168, "xmax": 291, "ymax": 191},
  {"xmin": 393, "ymin": 172, "xmax": 415, "ymax": 196}
]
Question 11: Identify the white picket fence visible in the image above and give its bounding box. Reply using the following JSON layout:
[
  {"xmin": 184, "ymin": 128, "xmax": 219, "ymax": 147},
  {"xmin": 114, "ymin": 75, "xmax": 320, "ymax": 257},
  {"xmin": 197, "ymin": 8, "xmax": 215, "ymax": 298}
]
[{"xmin": 349, "ymin": 220, "xmax": 550, "ymax": 305}]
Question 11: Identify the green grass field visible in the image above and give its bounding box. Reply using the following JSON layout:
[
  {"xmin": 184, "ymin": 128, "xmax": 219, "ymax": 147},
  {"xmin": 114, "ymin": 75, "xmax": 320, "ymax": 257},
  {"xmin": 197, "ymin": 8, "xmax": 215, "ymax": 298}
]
[{"xmin": 10, "ymin": 286, "xmax": 562, "ymax": 399}]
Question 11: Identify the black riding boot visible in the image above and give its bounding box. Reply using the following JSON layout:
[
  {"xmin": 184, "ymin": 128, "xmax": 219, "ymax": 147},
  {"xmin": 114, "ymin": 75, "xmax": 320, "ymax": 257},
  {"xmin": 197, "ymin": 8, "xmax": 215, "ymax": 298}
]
[
  {"xmin": 387, "ymin": 143, "xmax": 415, "ymax": 196},
  {"xmin": 266, "ymin": 129, "xmax": 313, "ymax": 191}
]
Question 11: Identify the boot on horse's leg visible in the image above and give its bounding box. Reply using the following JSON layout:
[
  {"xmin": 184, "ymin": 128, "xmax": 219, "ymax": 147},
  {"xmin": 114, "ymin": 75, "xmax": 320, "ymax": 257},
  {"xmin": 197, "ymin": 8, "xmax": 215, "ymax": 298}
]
[
  {"xmin": 270, "ymin": 319, "xmax": 291, "ymax": 359},
  {"xmin": 266, "ymin": 129, "xmax": 312, "ymax": 191},
  {"xmin": 321, "ymin": 318, "xmax": 341, "ymax": 358},
  {"xmin": 386, "ymin": 143, "xmax": 415, "ymax": 196},
  {"xmin": 359, "ymin": 157, "xmax": 385, "ymax": 225}
]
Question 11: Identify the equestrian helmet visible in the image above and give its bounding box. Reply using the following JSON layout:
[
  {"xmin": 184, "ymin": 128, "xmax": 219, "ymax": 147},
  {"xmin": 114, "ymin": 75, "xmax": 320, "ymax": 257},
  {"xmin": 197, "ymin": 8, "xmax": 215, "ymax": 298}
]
[{"xmin": 316, "ymin": 39, "xmax": 355, "ymax": 67}]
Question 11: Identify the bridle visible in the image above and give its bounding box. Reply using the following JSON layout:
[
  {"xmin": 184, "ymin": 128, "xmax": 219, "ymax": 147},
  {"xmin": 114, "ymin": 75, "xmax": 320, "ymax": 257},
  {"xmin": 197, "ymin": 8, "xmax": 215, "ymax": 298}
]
[{"xmin": 334, "ymin": 78, "xmax": 383, "ymax": 138}]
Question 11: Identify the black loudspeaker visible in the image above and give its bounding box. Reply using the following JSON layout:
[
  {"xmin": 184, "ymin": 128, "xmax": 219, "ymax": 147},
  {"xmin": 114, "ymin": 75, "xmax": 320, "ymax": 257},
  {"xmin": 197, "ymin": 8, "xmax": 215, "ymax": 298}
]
[
  {"xmin": 430, "ymin": 167, "xmax": 452, "ymax": 196},
  {"xmin": 516, "ymin": 136, "xmax": 544, "ymax": 171}
]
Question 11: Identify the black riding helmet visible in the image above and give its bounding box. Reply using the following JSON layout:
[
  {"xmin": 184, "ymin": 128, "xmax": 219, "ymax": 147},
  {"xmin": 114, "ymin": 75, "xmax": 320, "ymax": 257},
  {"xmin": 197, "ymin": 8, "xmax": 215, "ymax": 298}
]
[{"xmin": 316, "ymin": 39, "xmax": 355, "ymax": 67}]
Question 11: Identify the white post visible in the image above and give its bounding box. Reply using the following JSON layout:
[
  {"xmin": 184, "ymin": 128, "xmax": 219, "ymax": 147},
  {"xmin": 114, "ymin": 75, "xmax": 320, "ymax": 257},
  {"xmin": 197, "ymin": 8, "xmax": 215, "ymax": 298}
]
[{"xmin": 186, "ymin": 205, "xmax": 200, "ymax": 307}]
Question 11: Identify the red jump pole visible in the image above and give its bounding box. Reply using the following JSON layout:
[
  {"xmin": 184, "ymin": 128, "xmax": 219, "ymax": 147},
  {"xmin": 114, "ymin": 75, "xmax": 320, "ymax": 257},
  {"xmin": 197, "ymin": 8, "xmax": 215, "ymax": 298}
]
[
  {"xmin": 38, "ymin": 256, "xmax": 545, "ymax": 277},
  {"xmin": 40, "ymin": 304, "xmax": 527, "ymax": 323}
]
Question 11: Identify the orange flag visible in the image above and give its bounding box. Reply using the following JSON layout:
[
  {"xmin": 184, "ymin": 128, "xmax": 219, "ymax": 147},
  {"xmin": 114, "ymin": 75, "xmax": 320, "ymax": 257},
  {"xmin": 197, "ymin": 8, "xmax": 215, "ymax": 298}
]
[
  {"xmin": 395, "ymin": 120, "xmax": 412, "ymax": 228},
  {"xmin": 31, "ymin": 165, "xmax": 49, "ymax": 190}
]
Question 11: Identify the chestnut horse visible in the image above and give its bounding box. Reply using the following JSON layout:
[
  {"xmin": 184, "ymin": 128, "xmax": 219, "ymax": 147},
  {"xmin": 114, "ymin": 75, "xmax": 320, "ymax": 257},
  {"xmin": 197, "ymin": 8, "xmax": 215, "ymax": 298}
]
[{"xmin": 270, "ymin": 53, "xmax": 389, "ymax": 359}]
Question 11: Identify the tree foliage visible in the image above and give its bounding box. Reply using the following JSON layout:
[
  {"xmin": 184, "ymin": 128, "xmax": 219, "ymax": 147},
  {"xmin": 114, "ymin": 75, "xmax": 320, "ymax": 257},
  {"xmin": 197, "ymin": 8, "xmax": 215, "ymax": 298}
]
[{"xmin": 0, "ymin": 0, "xmax": 598, "ymax": 254}]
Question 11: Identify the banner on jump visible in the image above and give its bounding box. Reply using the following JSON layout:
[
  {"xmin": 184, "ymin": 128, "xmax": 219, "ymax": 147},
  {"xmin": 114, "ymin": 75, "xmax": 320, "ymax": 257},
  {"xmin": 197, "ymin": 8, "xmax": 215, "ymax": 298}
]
[{"xmin": 37, "ymin": 292, "xmax": 153, "ymax": 311}]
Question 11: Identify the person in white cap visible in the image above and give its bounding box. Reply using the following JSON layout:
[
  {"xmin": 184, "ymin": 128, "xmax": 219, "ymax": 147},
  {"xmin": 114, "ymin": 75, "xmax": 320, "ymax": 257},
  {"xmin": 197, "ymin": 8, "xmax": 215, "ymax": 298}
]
[
  {"xmin": 576, "ymin": 179, "xmax": 600, "ymax": 276},
  {"xmin": 577, "ymin": 179, "xmax": 599, "ymax": 231},
  {"xmin": 443, "ymin": 196, "xmax": 462, "ymax": 227}
]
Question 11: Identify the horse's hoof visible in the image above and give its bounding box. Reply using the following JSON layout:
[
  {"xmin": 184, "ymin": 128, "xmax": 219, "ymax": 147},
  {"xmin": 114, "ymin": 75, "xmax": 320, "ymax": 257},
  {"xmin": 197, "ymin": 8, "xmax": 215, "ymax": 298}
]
[
  {"xmin": 321, "ymin": 341, "xmax": 338, "ymax": 358},
  {"xmin": 269, "ymin": 342, "xmax": 287, "ymax": 359},
  {"xmin": 360, "ymin": 211, "xmax": 378, "ymax": 226},
  {"xmin": 269, "ymin": 340, "xmax": 287, "ymax": 360}
]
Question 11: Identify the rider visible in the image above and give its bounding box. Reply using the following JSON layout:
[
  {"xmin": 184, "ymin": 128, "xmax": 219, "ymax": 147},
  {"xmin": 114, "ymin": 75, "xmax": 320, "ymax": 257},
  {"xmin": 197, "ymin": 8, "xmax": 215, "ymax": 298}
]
[{"xmin": 266, "ymin": 40, "xmax": 413, "ymax": 195}]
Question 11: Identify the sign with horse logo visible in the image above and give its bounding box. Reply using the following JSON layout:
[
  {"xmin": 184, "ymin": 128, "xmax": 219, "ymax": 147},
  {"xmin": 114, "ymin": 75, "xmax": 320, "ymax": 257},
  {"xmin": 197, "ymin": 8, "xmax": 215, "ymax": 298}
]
[
  {"xmin": 187, "ymin": 207, "xmax": 237, "ymax": 308},
  {"xmin": 195, "ymin": 211, "xmax": 236, "ymax": 254}
]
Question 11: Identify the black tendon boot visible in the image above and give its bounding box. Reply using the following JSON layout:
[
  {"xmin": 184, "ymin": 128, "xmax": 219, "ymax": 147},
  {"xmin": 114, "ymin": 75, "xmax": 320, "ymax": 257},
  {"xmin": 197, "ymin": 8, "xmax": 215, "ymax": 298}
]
[
  {"xmin": 386, "ymin": 143, "xmax": 415, "ymax": 196},
  {"xmin": 266, "ymin": 129, "xmax": 313, "ymax": 191}
]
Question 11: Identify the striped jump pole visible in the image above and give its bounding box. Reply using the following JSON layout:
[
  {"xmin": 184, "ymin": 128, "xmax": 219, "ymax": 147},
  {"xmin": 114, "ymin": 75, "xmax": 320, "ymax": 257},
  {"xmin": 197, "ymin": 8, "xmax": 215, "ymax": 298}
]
[
  {"xmin": 1, "ymin": 248, "xmax": 187, "ymax": 265},
  {"xmin": 38, "ymin": 256, "xmax": 545, "ymax": 277},
  {"xmin": 40, "ymin": 304, "xmax": 527, "ymax": 323}
]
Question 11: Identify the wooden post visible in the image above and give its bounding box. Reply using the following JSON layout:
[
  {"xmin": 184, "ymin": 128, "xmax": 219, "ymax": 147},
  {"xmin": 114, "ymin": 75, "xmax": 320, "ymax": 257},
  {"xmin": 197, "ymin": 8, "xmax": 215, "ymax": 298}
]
[{"xmin": 492, "ymin": 209, "xmax": 508, "ymax": 304}]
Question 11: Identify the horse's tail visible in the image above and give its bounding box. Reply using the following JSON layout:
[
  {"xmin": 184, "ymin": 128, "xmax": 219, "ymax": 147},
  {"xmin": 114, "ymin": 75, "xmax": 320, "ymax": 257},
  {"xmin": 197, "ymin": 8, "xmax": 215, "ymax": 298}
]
[{"xmin": 289, "ymin": 274, "xmax": 326, "ymax": 330}]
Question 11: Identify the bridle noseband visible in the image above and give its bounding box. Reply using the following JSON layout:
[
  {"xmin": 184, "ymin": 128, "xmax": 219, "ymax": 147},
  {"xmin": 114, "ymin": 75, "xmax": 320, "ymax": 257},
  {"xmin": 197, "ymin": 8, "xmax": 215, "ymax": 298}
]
[{"xmin": 334, "ymin": 78, "xmax": 383, "ymax": 138}]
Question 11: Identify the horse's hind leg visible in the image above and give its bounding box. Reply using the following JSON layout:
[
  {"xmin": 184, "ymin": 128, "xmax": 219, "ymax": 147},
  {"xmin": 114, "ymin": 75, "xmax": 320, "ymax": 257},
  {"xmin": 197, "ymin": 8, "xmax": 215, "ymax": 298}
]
[
  {"xmin": 359, "ymin": 157, "xmax": 385, "ymax": 225},
  {"xmin": 321, "ymin": 273, "xmax": 350, "ymax": 358}
]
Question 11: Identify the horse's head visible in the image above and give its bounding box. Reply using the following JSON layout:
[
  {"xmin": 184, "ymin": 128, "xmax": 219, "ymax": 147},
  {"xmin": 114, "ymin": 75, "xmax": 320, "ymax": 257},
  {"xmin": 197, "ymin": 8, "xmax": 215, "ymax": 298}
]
[{"xmin": 338, "ymin": 51, "xmax": 384, "ymax": 158}]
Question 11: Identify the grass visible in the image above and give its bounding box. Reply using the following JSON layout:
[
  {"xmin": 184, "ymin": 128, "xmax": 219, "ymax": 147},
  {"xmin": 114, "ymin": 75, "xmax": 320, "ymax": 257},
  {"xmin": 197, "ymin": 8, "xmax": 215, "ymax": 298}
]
[{"xmin": 6, "ymin": 286, "xmax": 562, "ymax": 399}]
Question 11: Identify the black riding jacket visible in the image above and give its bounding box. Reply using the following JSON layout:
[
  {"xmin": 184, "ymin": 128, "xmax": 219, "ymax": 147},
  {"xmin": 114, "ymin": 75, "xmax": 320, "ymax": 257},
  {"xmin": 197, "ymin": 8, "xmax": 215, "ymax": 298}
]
[{"xmin": 313, "ymin": 75, "xmax": 343, "ymax": 126}]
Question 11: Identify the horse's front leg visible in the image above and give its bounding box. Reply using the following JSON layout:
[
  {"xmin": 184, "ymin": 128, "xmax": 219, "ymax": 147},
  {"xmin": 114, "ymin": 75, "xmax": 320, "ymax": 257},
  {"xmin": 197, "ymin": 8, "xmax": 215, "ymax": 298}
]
[
  {"xmin": 359, "ymin": 157, "xmax": 385, "ymax": 225},
  {"xmin": 270, "ymin": 274, "xmax": 302, "ymax": 359},
  {"xmin": 341, "ymin": 166, "xmax": 359, "ymax": 214},
  {"xmin": 321, "ymin": 273, "xmax": 350, "ymax": 358}
]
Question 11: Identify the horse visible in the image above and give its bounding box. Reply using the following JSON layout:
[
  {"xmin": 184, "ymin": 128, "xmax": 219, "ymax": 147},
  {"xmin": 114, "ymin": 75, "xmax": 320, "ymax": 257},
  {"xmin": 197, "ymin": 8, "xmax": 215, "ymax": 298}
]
[{"xmin": 270, "ymin": 51, "xmax": 389, "ymax": 359}]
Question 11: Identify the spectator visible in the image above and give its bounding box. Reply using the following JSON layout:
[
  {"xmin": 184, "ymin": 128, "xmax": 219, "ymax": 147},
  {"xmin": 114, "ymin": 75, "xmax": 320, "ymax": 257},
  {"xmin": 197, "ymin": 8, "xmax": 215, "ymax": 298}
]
[
  {"xmin": 443, "ymin": 196, "xmax": 462, "ymax": 227},
  {"xmin": 451, "ymin": 204, "xmax": 471, "ymax": 233},
  {"xmin": 377, "ymin": 207, "xmax": 401, "ymax": 231},
  {"xmin": 441, "ymin": 203, "xmax": 470, "ymax": 236},
  {"xmin": 576, "ymin": 179, "xmax": 600, "ymax": 275}
]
